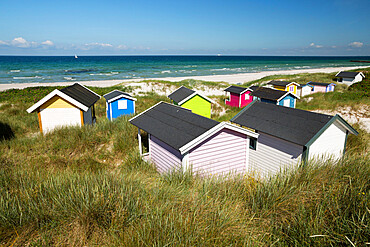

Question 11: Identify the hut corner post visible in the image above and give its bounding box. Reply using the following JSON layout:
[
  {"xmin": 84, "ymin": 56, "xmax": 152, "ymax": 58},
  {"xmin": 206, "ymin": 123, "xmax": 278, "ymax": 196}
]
[{"xmin": 138, "ymin": 128, "xmax": 142, "ymax": 155}]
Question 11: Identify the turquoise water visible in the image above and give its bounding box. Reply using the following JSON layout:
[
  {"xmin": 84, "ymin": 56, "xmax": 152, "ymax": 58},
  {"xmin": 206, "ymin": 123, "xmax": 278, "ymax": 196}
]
[{"xmin": 0, "ymin": 56, "xmax": 369, "ymax": 84}]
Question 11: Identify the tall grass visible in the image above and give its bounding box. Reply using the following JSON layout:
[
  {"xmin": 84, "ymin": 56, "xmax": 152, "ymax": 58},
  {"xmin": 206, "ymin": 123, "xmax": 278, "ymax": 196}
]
[{"xmin": 0, "ymin": 83, "xmax": 369, "ymax": 246}]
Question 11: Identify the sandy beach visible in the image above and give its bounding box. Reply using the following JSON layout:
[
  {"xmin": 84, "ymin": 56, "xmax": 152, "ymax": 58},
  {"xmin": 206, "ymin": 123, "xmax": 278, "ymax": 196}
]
[{"xmin": 0, "ymin": 65, "xmax": 369, "ymax": 92}]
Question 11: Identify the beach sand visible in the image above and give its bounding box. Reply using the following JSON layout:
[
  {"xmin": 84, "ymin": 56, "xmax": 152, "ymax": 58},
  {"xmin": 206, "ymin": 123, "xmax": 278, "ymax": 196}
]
[{"xmin": 0, "ymin": 65, "xmax": 369, "ymax": 92}]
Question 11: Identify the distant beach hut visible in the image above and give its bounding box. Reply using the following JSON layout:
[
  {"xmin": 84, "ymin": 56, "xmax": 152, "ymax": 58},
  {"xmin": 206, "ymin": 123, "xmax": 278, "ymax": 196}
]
[
  {"xmin": 26, "ymin": 83, "xmax": 101, "ymax": 133},
  {"xmin": 224, "ymin": 85, "xmax": 253, "ymax": 108},
  {"xmin": 307, "ymin": 82, "xmax": 336, "ymax": 93},
  {"xmin": 251, "ymin": 86, "xmax": 299, "ymax": 108},
  {"xmin": 168, "ymin": 86, "xmax": 214, "ymax": 118},
  {"xmin": 129, "ymin": 102, "xmax": 258, "ymax": 176},
  {"xmin": 335, "ymin": 71, "xmax": 365, "ymax": 85},
  {"xmin": 267, "ymin": 80, "xmax": 300, "ymax": 96},
  {"xmin": 231, "ymin": 101, "xmax": 358, "ymax": 177},
  {"xmin": 103, "ymin": 90, "xmax": 137, "ymax": 120},
  {"xmin": 297, "ymin": 84, "xmax": 314, "ymax": 97}
]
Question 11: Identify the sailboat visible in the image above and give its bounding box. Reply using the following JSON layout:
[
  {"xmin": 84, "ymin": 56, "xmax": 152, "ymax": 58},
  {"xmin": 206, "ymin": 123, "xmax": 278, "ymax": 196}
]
[{"xmin": 74, "ymin": 54, "xmax": 78, "ymax": 59}]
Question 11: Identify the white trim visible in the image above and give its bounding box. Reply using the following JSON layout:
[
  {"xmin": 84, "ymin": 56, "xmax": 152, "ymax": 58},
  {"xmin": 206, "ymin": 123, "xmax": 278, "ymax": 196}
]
[
  {"xmin": 109, "ymin": 102, "xmax": 113, "ymax": 120},
  {"xmin": 108, "ymin": 94, "xmax": 137, "ymax": 103},
  {"xmin": 179, "ymin": 122, "xmax": 258, "ymax": 154},
  {"xmin": 104, "ymin": 90, "xmax": 137, "ymax": 103},
  {"xmin": 129, "ymin": 101, "xmax": 162, "ymax": 122},
  {"xmin": 276, "ymin": 91, "xmax": 299, "ymax": 102},
  {"xmin": 182, "ymin": 153, "xmax": 189, "ymax": 172},
  {"xmin": 177, "ymin": 92, "xmax": 216, "ymax": 105},
  {"xmin": 27, "ymin": 89, "xmax": 88, "ymax": 113},
  {"xmin": 335, "ymin": 71, "xmax": 364, "ymax": 78},
  {"xmin": 138, "ymin": 128, "xmax": 142, "ymax": 155},
  {"xmin": 224, "ymin": 86, "xmax": 251, "ymax": 95},
  {"xmin": 245, "ymin": 137, "xmax": 250, "ymax": 171}
]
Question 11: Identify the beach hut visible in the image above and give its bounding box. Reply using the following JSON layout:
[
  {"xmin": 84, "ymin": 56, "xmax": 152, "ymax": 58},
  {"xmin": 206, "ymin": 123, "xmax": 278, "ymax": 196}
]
[
  {"xmin": 224, "ymin": 85, "xmax": 253, "ymax": 108},
  {"xmin": 103, "ymin": 90, "xmax": 137, "ymax": 120},
  {"xmin": 129, "ymin": 102, "xmax": 258, "ymax": 176},
  {"xmin": 251, "ymin": 87, "xmax": 298, "ymax": 108},
  {"xmin": 297, "ymin": 84, "xmax": 314, "ymax": 97},
  {"xmin": 168, "ymin": 86, "xmax": 214, "ymax": 118},
  {"xmin": 335, "ymin": 71, "xmax": 365, "ymax": 85},
  {"xmin": 267, "ymin": 80, "xmax": 300, "ymax": 96},
  {"xmin": 307, "ymin": 82, "xmax": 336, "ymax": 93},
  {"xmin": 231, "ymin": 101, "xmax": 358, "ymax": 177},
  {"xmin": 26, "ymin": 83, "xmax": 101, "ymax": 133}
]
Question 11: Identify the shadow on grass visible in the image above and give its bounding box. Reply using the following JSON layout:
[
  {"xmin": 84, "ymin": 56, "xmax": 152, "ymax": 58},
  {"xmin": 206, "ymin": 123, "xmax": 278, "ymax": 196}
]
[{"xmin": 0, "ymin": 122, "xmax": 15, "ymax": 141}]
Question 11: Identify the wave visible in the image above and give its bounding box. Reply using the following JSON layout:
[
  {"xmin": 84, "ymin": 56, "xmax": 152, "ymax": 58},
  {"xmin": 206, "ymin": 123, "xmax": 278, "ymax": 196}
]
[
  {"xmin": 89, "ymin": 72, "xmax": 119, "ymax": 76},
  {"xmin": 10, "ymin": 70, "xmax": 20, "ymax": 73},
  {"xmin": 13, "ymin": 76, "xmax": 43, "ymax": 80},
  {"xmin": 64, "ymin": 77, "xmax": 76, "ymax": 81},
  {"xmin": 64, "ymin": 69, "xmax": 95, "ymax": 74},
  {"xmin": 161, "ymin": 70, "xmax": 171, "ymax": 73}
]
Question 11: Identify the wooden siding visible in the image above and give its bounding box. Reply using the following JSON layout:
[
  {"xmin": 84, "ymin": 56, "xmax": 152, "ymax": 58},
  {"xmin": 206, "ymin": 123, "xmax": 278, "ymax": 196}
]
[
  {"xmin": 40, "ymin": 107, "xmax": 81, "ymax": 133},
  {"xmin": 301, "ymin": 86, "xmax": 313, "ymax": 97},
  {"xmin": 181, "ymin": 95, "xmax": 211, "ymax": 118},
  {"xmin": 83, "ymin": 107, "xmax": 93, "ymax": 125},
  {"xmin": 249, "ymin": 132, "xmax": 303, "ymax": 177},
  {"xmin": 312, "ymin": 85, "xmax": 327, "ymax": 93},
  {"xmin": 309, "ymin": 121, "xmax": 347, "ymax": 160},
  {"xmin": 225, "ymin": 93, "xmax": 240, "ymax": 107},
  {"xmin": 149, "ymin": 135, "xmax": 183, "ymax": 173},
  {"xmin": 41, "ymin": 96, "xmax": 76, "ymax": 109},
  {"xmin": 188, "ymin": 128, "xmax": 247, "ymax": 176},
  {"xmin": 240, "ymin": 91, "xmax": 253, "ymax": 108}
]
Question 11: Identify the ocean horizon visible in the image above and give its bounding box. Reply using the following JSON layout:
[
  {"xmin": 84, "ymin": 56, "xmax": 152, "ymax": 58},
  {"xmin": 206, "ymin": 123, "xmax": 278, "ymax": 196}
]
[{"xmin": 1, "ymin": 55, "xmax": 369, "ymax": 85}]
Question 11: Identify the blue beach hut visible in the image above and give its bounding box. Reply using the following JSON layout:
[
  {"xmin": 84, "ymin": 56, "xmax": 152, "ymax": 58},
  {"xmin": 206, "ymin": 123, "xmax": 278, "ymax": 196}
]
[{"xmin": 103, "ymin": 90, "xmax": 137, "ymax": 120}]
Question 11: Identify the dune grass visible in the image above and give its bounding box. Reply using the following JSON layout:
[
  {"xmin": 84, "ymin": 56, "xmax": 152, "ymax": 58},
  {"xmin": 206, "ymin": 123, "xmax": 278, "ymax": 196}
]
[{"xmin": 0, "ymin": 81, "xmax": 369, "ymax": 246}]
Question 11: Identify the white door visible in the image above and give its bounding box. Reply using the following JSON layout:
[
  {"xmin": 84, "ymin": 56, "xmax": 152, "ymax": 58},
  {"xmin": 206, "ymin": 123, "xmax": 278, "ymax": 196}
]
[
  {"xmin": 40, "ymin": 108, "xmax": 81, "ymax": 133},
  {"xmin": 283, "ymin": 99, "xmax": 290, "ymax": 107}
]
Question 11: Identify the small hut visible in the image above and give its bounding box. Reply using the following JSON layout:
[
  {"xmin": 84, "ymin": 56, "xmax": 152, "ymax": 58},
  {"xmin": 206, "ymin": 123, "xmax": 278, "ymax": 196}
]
[
  {"xmin": 103, "ymin": 90, "xmax": 137, "ymax": 120},
  {"xmin": 168, "ymin": 86, "xmax": 214, "ymax": 118},
  {"xmin": 26, "ymin": 83, "xmax": 100, "ymax": 133}
]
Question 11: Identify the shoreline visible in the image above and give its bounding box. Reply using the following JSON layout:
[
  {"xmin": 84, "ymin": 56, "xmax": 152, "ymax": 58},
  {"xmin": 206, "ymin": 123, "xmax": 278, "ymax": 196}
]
[{"xmin": 0, "ymin": 65, "xmax": 369, "ymax": 91}]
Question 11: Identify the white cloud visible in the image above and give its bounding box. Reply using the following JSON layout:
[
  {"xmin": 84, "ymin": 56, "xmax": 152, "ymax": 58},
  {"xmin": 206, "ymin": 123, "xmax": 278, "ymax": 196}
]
[
  {"xmin": 0, "ymin": 40, "xmax": 9, "ymax": 45},
  {"xmin": 117, "ymin": 44, "xmax": 128, "ymax": 50},
  {"xmin": 41, "ymin": 40, "xmax": 54, "ymax": 46},
  {"xmin": 85, "ymin": 42, "xmax": 113, "ymax": 47},
  {"xmin": 11, "ymin": 37, "xmax": 31, "ymax": 48},
  {"xmin": 309, "ymin": 42, "xmax": 322, "ymax": 48},
  {"xmin": 348, "ymin": 41, "xmax": 363, "ymax": 48}
]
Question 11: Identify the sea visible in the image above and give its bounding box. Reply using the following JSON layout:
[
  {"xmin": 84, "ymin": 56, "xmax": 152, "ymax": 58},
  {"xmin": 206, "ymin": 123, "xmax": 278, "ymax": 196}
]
[{"xmin": 0, "ymin": 56, "xmax": 369, "ymax": 85}]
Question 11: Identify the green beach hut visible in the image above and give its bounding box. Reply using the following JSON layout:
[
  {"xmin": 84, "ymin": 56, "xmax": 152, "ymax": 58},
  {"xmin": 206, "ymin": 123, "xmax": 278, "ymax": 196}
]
[{"xmin": 168, "ymin": 86, "xmax": 214, "ymax": 118}]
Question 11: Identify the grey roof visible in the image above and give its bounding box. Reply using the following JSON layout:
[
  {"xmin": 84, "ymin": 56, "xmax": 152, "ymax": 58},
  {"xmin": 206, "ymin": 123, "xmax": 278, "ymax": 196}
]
[
  {"xmin": 249, "ymin": 85, "xmax": 260, "ymax": 91},
  {"xmin": 267, "ymin": 80, "xmax": 293, "ymax": 87},
  {"xmin": 224, "ymin": 85, "xmax": 249, "ymax": 94},
  {"xmin": 60, "ymin": 83, "xmax": 100, "ymax": 107},
  {"xmin": 251, "ymin": 87, "xmax": 291, "ymax": 101},
  {"xmin": 231, "ymin": 101, "xmax": 334, "ymax": 146},
  {"xmin": 168, "ymin": 86, "xmax": 195, "ymax": 103},
  {"xmin": 129, "ymin": 102, "xmax": 219, "ymax": 150},
  {"xmin": 307, "ymin": 82, "xmax": 335, "ymax": 87},
  {"xmin": 103, "ymin": 90, "xmax": 134, "ymax": 102},
  {"xmin": 336, "ymin": 71, "xmax": 360, "ymax": 78}
]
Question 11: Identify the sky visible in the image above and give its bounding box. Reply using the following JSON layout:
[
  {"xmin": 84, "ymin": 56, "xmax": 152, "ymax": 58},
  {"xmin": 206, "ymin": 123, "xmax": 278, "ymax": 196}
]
[{"xmin": 0, "ymin": 0, "xmax": 369, "ymax": 56}]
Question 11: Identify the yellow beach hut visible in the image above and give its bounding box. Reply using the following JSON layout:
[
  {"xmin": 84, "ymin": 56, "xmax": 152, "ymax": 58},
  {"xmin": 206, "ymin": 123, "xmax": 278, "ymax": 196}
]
[
  {"xmin": 168, "ymin": 86, "xmax": 215, "ymax": 118},
  {"xmin": 267, "ymin": 80, "xmax": 299, "ymax": 96},
  {"xmin": 26, "ymin": 83, "xmax": 101, "ymax": 133}
]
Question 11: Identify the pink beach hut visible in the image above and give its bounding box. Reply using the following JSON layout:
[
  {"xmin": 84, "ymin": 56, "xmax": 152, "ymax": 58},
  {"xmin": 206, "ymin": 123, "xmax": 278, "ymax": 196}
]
[
  {"xmin": 129, "ymin": 102, "xmax": 258, "ymax": 176},
  {"xmin": 307, "ymin": 82, "xmax": 336, "ymax": 93},
  {"xmin": 224, "ymin": 86, "xmax": 253, "ymax": 108}
]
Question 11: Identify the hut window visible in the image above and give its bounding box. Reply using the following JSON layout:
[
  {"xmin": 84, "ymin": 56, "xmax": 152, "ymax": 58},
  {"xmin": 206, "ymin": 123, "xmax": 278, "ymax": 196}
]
[
  {"xmin": 118, "ymin": 100, "xmax": 127, "ymax": 109},
  {"xmin": 245, "ymin": 94, "xmax": 250, "ymax": 100},
  {"xmin": 249, "ymin": 137, "xmax": 257, "ymax": 150}
]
